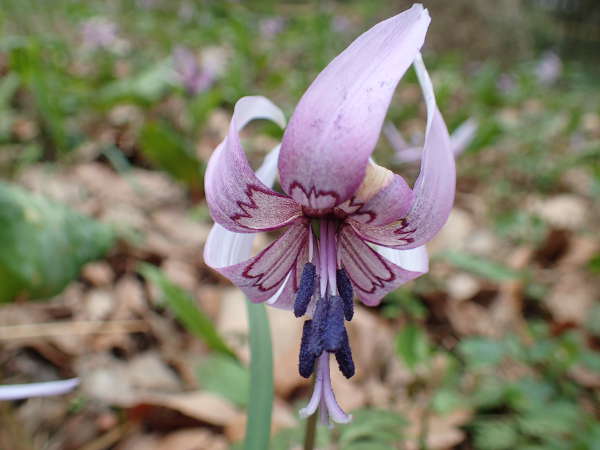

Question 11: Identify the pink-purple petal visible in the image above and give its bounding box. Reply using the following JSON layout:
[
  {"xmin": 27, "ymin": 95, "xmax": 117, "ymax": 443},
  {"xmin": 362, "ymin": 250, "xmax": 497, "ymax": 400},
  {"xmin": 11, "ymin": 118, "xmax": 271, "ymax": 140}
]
[
  {"xmin": 338, "ymin": 225, "xmax": 423, "ymax": 306},
  {"xmin": 205, "ymin": 96, "xmax": 302, "ymax": 233},
  {"xmin": 337, "ymin": 172, "xmax": 414, "ymax": 226},
  {"xmin": 278, "ymin": 5, "xmax": 430, "ymax": 210},
  {"xmin": 215, "ymin": 222, "xmax": 310, "ymax": 303},
  {"xmin": 350, "ymin": 54, "xmax": 455, "ymax": 249}
]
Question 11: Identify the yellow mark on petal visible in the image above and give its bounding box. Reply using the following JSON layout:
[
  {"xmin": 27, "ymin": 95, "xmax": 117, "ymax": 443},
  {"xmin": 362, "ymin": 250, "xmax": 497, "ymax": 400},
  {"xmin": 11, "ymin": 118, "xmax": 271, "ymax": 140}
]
[{"xmin": 353, "ymin": 161, "xmax": 394, "ymax": 203}]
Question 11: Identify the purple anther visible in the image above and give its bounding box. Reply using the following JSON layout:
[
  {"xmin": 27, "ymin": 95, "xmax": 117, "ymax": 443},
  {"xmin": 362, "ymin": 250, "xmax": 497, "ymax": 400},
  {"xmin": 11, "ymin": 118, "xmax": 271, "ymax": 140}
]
[
  {"xmin": 294, "ymin": 262, "xmax": 316, "ymax": 317},
  {"xmin": 336, "ymin": 268, "xmax": 354, "ymax": 321},
  {"xmin": 299, "ymin": 320, "xmax": 317, "ymax": 378},
  {"xmin": 334, "ymin": 328, "xmax": 355, "ymax": 378},
  {"xmin": 323, "ymin": 296, "xmax": 345, "ymax": 352}
]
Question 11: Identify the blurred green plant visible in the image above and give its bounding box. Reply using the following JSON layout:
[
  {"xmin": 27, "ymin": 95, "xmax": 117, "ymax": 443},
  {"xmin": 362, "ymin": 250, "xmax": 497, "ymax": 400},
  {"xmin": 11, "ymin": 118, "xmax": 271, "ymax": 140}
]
[
  {"xmin": 138, "ymin": 263, "xmax": 236, "ymax": 358},
  {"xmin": 269, "ymin": 408, "xmax": 406, "ymax": 450},
  {"xmin": 138, "ymin": 120, "xmax": 204, "ymax": 194},
  {"xmin": 196, "ymin": 354, "xmax": 249, "ymax": 407},
  {"xmin": 0, "ymin": 182, "xmax": 114, "ymax": 302}
]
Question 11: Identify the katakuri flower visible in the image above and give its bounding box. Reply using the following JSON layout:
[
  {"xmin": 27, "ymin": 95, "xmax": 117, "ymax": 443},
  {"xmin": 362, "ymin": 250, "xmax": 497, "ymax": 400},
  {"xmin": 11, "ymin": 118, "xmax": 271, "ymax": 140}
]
[{"xmin": 203, "ymin": 4, "xmax": 454, "ymax": 424}]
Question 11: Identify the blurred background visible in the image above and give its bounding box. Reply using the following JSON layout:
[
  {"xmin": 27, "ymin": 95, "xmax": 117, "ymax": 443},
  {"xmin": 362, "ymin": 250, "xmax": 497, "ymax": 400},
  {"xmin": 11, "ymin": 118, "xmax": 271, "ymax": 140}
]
[{"xmin": 0, "ymin": 0, "xmax": 599, "ymax": 449}]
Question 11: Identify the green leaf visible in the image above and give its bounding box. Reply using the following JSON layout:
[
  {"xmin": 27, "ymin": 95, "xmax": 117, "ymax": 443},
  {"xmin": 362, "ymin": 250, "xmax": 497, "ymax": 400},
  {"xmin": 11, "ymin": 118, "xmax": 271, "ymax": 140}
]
[
  {"xmin": 138, "ymin": 120, "xmax": 204, "ymax": 192},
  {"xmin": 473, "ymin": 419, "xmax": 519, "ymax": 450},
  {"xmin": 395, "ymin": 323, "xmax": 431, "ymax": 370},
  {"xmin": 0, "ymin": 182, "xmax": 114, "ymax": 302},
  {"xmin": 338, "ymin": 409, "xmax": 406, "ymax": 449},
  {"xmin": 518, "ymin": 402, "xmax": 579, "ymax": 438},
  {"xmin": 197, "ymin": 354, "xmax": 249, "ymax": 407},
  {"xmin": 244, "ymin": 302, "xmax": 273, "ymax": 450},
  {"xmin": 100, "ymin": 60, "xmax": 172, "ymax": 105},
  {"xmin": 459, "ymin": 337, "xmax": 506, "ymax": 368},
  {"xmin": 440, "ymin": 251, "xmax": 523, "ymax": 281},
  {"xmin": 138, "ymin": 263, "xmax": 235, "ymax": 359}
]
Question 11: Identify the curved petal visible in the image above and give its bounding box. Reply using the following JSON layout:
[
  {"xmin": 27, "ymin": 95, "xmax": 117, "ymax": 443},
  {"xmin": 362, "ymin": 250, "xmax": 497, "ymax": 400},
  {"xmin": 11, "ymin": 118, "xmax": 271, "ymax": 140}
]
[
  {"xmin": 0, "ymin": 378, "xmax": 79, "ymax": 401},
  {"xmin": 350, "ymin": 54, "xmax": 455, "ymax": 249},
  {"xmin": 205, "ymin": 96, "xmax": 302, "ymax": 233},
  {"xmin": 335, "ymin": 161, "xmax": 414, "ymax": 226},
  {"xmin": 279, "ymin": 5, "xmax": 431, "ymax": 210},
  {"xmin": 208, "ymin": 221, "xmax": 310, "ymax": 303},
  {"xmin": 205, "ymin": 144, "xmax": 307, "ymax": 308},
  {"xmin": 337, "ymin": 225, "xmax": 424, "ymax": 306},
  {"xmin": 266, "ymin": 228, "xmax": 318, "ymax": 310}
]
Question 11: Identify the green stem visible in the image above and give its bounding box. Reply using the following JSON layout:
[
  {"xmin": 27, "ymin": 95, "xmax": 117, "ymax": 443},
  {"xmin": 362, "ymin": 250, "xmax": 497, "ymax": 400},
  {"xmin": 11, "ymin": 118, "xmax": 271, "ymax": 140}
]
[
  {"xmin": 303, "ymin": 404, "xmax": 318, "ymax": 450},
  {"xmin": 244, "ymin": 302, "xmax": 274, "ymax": 450}
]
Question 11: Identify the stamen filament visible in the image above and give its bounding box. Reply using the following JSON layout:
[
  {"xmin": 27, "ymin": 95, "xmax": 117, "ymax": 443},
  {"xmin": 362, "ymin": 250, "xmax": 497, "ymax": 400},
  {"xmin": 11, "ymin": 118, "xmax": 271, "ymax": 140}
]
[
  {"xmin": 319, "ymin": 220, "xmax": 329, "ymax": 297},
  {"xmin": 327, "ymin": 221, "xmax": 338, "ymax": 296}
]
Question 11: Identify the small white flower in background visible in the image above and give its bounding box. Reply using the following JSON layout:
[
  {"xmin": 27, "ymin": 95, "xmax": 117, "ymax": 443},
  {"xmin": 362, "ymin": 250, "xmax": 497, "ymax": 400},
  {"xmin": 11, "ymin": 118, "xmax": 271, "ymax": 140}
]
[
  {"xmin": 535, "ymin": 51, "xmax": 562, "ymax": 86},
  {"xmin": 259, "ymin": 17, "xmax": 286, "ymax": 38},
  {"xmin": 0, "ymin": 378, "xmax": 79, "ymax": 401},
  {"xmin": 81, "ymin": 17, "xmax": 129, "ymax": 54}
]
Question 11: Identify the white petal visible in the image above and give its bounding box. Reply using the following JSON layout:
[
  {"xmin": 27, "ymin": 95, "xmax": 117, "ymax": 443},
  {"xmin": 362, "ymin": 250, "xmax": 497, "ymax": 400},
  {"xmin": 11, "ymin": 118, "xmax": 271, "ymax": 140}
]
[
  {"xmin": 374, "ymin": 244, "xmax": 429, "ymax": 274},
  {"xmin": 0, "ymin": 378, "xmax": 79, "ymax": 401}
]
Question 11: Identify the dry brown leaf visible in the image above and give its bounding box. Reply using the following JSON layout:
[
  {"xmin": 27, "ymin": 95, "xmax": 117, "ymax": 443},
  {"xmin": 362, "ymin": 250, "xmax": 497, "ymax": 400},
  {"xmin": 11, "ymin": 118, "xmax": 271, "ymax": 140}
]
[
  {"xmin": 154, "ymin": 429, "xmax": 228, "ymax": 450},
  {"xmin": 138, "ymin": 392, "xmax": 239, "ymax": 427},
  {"xmin": 545, "ymin": 273, "xmax": 594, "ymax": 324},
  {"xmin": 82, "ymin": 262, "xmax": 115, "ymax": 287},
  {"xmin": 224, "ymin": 399, "xmax": 296, "ymax": 443}
]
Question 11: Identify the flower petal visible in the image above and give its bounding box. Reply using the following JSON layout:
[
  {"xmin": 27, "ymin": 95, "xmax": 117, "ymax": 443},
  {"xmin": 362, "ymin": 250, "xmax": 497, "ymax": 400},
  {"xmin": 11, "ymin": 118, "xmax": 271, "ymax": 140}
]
[
  {"xmin": 205, "ymin": 96, "xmax": 302, "ymax": 233},
  {"xmin": 278, "ymin": 5, "xmax": 430, "ymax": 210},
  {"xmin": 205, "ymin": 144, "xmax": 307, "ymax": 308},
  {"xmin": 335, "ymin": 161, "xmax": 414, "ymax": 226},
  {"xmin": 0, "ymin": 378, "xmax": 79, "ymax": 401},
  {"xmin": 210, "ymin": 221, "xmax": 310, "ymax": 303},
  {"xmin": 350, "ymin": 54, "xmax": 455, "ymax": 249},
  {"xmin": 338, "ymin": 225, "xmax": 424, "ymax": 306},
  {"xmin": 266, "ymin": 230, "xmax": 317, "ymax": 310}
]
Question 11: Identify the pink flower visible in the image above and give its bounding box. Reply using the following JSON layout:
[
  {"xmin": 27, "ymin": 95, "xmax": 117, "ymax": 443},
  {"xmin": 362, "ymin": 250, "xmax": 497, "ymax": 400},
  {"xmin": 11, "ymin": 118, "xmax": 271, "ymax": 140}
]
[
  {"xmin": 173, "ymin": 47, "xmax": 215, "ymax": 96},
  {"xmin": 203, "ymin": 4, "xmax": 454, "ymax": 424}
]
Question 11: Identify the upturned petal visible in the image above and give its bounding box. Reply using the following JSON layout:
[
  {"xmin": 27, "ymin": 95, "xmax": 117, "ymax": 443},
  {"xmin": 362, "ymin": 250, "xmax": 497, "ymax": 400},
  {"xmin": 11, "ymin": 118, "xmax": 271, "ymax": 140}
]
[
  {"xmin": 205, "ymin": 96, "xmax": 302, "ymax": 233},
  {"xmin": 278, "ymin": 5, "xmax": 430, "ymax": 211},
  {"xmin": 350, "ymin": 54, "xmax": 455, "ymax": 249},
  {"xmin": 335, "ymin": 161, "xmax": 414, "ymax": 225},
  {"xmin": 337, "ymin": 225, "xmax": 425, "ymax": 306},
  {"xmin": 211, "ymin": 221, "xmax": 310, "ymax": 303},
  {"xmin": 204, "ymin": 144, "xmax": 304, "ymax": 308}
]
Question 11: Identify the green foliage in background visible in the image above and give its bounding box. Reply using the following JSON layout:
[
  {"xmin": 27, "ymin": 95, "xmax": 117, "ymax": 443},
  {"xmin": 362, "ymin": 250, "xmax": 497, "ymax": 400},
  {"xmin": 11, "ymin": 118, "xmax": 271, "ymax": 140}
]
[
  {"xmin": 139, "ymin": 120, "xmax": 204, "ymax": 193},
  {"xmin": 196, "ymin": 354, "xmax": 250, "ymax": 407},
  {"xmin": 269, "ymin": 408, "xmax": 406, "ymax": 450},
  {"xmin": 0, "ymin": 182, "xmax": 114, "ymax": 302},
  {"xmin": 139, "ymin": 263, "xmax": 236, "ymax": 359},
  {"xmin": 459, "ymin": 325, "xmax": 600, "ymax": 450}
]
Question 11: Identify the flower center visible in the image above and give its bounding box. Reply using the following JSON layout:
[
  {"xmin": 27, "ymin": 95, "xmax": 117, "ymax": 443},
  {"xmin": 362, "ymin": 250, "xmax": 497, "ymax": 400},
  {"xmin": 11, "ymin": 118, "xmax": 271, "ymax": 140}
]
[{"xmin": 293, "ymin": 218, "xmax": 355, "ymax": 423}]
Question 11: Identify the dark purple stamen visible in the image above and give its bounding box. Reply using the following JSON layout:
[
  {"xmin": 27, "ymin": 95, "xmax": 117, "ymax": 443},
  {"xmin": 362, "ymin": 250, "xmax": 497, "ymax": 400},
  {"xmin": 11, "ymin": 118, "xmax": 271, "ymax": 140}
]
[
  {"xmin": 336, "ymin": 268, "xmax": 354, "ymax": 321},
  {"xmin": 323, "ymin": 296, "xmax": 345, "ymax": 352},
  {"xmin": 334, "ymin": 329, "xmax": 355, "ymax": 378},
  {"xmin": 299, "ymin": 320, "xmax": 317, "ymax": 378},
  {"xmin": 294, "ymin": 262, "xmax": 316, "ymax": 317},
  {"xmin": 307, "ymin": 296, "xmax": 329, "ymax": 357}
]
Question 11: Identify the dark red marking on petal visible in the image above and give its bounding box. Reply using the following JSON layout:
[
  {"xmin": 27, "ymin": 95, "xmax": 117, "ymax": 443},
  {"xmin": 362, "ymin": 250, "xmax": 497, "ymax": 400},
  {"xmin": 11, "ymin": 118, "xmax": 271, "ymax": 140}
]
[
  {"xmin": 338, "ymin": 226, "xmax": 396, "ymax": 295},
  {"xmin": 241, "ymin": 223, "xmax": 309, "ymax": 292},
  {"xmin": 288, "ymin": 181, "xmax": 341, "ymax": 213},
  {"xmin": 230, "ymin": 183, "xmax": 300, "ymax": 231}
]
